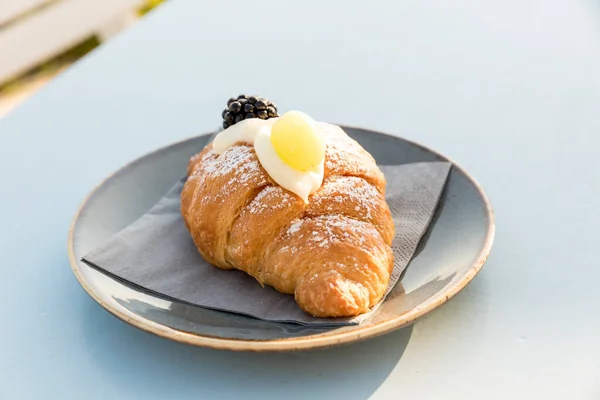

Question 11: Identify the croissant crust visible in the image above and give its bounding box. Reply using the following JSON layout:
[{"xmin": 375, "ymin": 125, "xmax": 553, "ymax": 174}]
[{"xmin": 181, "ymin": 123, "xmax": 394, "ymax": 317}]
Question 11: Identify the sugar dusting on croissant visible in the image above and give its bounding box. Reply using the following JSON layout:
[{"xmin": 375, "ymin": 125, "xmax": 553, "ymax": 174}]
[{"xmin": 181, "ymin": 104, "xmax": 394, "ymax": 317}]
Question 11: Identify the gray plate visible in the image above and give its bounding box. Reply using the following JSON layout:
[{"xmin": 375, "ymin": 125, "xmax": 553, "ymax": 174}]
[{"xmin": 68, "ymin": 127, "xmax": 494, "ymax": 352}]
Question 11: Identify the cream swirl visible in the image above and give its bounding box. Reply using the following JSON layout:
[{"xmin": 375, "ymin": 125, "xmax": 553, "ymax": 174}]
[{"xmin": 212, "ymin": 117, "xmax": 324, "ymax": 202}]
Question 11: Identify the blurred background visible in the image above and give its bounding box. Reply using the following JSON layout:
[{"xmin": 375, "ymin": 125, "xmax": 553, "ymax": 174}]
[{"xmin": 0, "ymin": 0, "xmax": 165, "ymax": 118}]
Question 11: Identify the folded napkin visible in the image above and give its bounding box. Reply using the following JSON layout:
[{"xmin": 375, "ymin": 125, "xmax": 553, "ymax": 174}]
[{"xmin": 83, "ymin": 162, "xmax": 451, "ymax": 326}]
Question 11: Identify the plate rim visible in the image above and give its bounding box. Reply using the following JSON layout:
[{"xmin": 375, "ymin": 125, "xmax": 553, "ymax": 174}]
[{"xmin": 67, "ymin": 126, "xmax": 495, "ymax": 352}]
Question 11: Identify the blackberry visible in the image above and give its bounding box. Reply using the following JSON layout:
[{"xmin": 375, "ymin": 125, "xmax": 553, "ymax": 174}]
[
  {"xmin": 256, "ymin": 110, "xmax": 268, "ymax": 119},
  {"xmin": 222, "ymin": 94, "xmax": 279, "ymax": 129}
]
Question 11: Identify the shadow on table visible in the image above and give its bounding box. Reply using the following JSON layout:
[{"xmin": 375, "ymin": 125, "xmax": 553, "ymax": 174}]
[{"xmin": 81, "ymin": 299, "xmax": 412, "ymax": 400}]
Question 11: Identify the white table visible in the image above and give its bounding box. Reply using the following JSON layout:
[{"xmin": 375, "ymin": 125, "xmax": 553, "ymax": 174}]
[{"xmin": 1, "ymin": 0, "xmax": 599, "ymax": 398}]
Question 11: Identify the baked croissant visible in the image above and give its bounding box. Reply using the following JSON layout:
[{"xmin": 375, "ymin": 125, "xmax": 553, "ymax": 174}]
[{"xmin": 181, "ymin": 121, "xmax": 394, "ymax": 317}]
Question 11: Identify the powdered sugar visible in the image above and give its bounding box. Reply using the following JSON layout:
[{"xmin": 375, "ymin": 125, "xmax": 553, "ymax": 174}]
[
  {"xmin": 190, "ymin": 149, "xmax": 217, "ymax": 177},
  {"xmin": 199, "ymin": 145, "xmax": 267, "ymax": 200},
  {"xmin": 315, "ymin": 176, "xmax": 380, "ymax": 219},
  {"xmin": 320, "ymin": 123, "xmax": 369, "ymax": 172},
  {"xmin": 311, "ymin": 215, "xmax": 376, "ymax": 247},
  {"xmin": 203, "ymin": 145, "xmax": 258, "ymax": 178},
  {"xmin": 248, "ymin": 186, "xmax": 293, "ymax": 214},
  {"xmin": 287, "ymin": 220, "xmax": 303, "ymax": 235},
  {"xmin": 283, "ymin": 215, "xmax": 378, "ymax": 250}
]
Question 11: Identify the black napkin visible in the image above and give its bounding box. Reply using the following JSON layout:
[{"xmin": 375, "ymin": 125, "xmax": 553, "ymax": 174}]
[{"xmin": 83, "ymin": 162, "xmax": 451, "ymax": 326}]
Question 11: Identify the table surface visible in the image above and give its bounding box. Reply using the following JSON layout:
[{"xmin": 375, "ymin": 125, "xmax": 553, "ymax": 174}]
[{"xmin": 1, "ymin": 0, "xmax": 599, "ymax": 398}]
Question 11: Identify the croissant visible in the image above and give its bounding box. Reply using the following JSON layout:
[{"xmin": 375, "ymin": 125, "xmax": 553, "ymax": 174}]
[{"xmin": 181, "ymin": 122, "xmax": 394, "ymax": 317}]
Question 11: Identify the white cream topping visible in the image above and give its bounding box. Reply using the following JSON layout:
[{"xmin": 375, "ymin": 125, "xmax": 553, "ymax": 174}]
[
  {"xmin": 212, "ymin": 118, "xmax": 277, "ymax": 153},
  {"xmin": 212, "ymin": 118, "xmax": 325, "ymax": 202}
]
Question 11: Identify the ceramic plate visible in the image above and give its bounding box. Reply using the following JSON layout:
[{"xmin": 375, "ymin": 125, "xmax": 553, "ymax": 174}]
[{"xmin": 68, "ymin": 127, "xmax": 494, "ymax": 351}]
